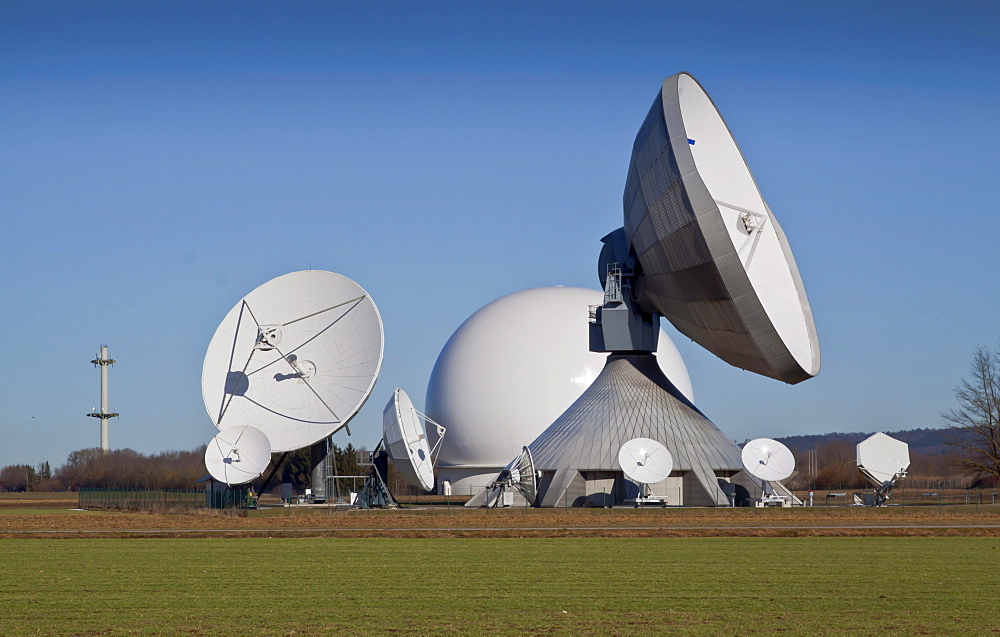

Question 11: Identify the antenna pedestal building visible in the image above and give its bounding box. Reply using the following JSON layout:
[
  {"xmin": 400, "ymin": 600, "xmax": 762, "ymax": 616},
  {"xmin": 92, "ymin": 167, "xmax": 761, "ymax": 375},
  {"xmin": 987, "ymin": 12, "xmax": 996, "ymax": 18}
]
[
  {"xmin": 528, "ymin": 354, "xmax": 761, "ymax": 506},
  {"xmin": 86, "ymin": 345, "xmax": 118, "ymax": 452}
]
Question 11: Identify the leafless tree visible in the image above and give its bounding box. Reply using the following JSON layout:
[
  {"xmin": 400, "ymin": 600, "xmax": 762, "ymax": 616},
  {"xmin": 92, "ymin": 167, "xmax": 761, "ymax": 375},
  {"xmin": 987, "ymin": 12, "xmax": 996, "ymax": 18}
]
[{"xmin": 943, "ymin": 345, "xmax": 1000, "ymax": 481}]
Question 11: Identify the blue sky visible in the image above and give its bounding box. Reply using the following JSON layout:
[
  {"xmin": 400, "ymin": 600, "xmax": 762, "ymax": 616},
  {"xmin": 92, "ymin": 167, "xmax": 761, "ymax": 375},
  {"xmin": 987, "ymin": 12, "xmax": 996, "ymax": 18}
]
[{"xmin": 1, "ymin": 1, "xmax": 998, "ymax": 469}]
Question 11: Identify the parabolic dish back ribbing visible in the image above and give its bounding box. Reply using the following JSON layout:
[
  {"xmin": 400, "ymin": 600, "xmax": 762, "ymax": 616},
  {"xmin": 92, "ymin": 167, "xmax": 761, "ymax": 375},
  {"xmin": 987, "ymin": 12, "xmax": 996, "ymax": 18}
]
[{"xmin": 624, "ymin": 72, "xmax": 820, "ymax": 384}]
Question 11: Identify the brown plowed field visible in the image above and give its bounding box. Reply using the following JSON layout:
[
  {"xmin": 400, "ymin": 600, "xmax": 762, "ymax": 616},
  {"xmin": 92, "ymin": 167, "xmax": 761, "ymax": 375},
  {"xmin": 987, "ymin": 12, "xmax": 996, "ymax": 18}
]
[{"xmin": 2, "ymin": 493, "xmax": 999, "ymax": 538}]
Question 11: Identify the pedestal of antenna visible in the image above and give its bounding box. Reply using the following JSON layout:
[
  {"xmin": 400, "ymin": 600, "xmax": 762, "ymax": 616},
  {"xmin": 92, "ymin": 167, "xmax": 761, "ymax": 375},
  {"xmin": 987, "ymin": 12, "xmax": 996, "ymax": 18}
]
[
  {"xmin": 354, "ymin": 440, "xmax": 398, "ymax": 509},
  {"xmin": 523, "ymin": 354, "xmax": 744, "ymax": 507},
  {"xmin": 589, "ymin": 229, "xmax": 660, "ymax": 354}
]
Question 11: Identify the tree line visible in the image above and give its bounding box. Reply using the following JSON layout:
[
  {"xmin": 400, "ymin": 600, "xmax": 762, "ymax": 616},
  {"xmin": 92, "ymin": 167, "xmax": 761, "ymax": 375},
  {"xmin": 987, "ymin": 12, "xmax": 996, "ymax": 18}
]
[
  {"xmin": 0, "ymin": 448, "xmax": 210, "ymax": 492},
  {"xmin": 0, "ymin": 443, "xmax": 392, "ymax": 494}
]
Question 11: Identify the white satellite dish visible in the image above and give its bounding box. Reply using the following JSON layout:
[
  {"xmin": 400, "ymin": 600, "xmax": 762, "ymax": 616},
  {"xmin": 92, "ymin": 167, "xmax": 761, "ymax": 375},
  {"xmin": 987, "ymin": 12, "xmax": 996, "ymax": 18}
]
[
  {"xmin": 856, "ymin": 432, "xmax": 910, "ymax": 506},
  {"xmin": 741, "ymin": 438, "xmax": 795, "ymax": 482},
  {"xmin": 382, "ymin": 387, "xmax": 446, "ymax": 492},
  {"xmin": 204, "ymin": 424, "xmax": 272, "ymax": 485},
  {"xmin": 618, "ymin": 438, "xmax": 673, "ymax": 485},
  {"xmin": 623, "ymin": 72, "xmax": 820, "ymax": 384},
  {"xmin": 857, "ymin": 432, "xmax": 910, "ymax": 484},
  {"xmin": 505, "ymin": 446, "xmax": 538, "ymax": 506},
  {"xmin": 201, "ymin": 270, "xmax": 384, "ymax": 452},
  {"xmin": 483, "ymin": 446, "xmax": 539, "ymax": 508},
  {"xmin": 618, "ymin": 438, "xmax": 673, "ymax": 507}
]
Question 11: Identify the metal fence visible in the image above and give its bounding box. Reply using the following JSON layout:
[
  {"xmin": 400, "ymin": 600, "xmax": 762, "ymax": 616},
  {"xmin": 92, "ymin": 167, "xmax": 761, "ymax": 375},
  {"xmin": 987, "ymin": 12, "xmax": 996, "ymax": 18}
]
[
  {"xmin": 78, "ymin": 487, "xmax": 204, "ymax": 512},
  {"xmin": 206, "ymin": 485, "xmax": 254, "ymax": 511},
  {"xmin": 796, "ymin": 488, "xmax": 1000, "ymax": 507}
]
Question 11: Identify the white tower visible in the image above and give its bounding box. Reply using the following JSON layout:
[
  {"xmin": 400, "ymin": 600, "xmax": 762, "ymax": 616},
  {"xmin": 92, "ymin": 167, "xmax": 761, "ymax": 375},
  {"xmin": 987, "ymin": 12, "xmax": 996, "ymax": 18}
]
[{"xmin": 86, "ymin": 345, "xmax": 119, "ymax": 451}]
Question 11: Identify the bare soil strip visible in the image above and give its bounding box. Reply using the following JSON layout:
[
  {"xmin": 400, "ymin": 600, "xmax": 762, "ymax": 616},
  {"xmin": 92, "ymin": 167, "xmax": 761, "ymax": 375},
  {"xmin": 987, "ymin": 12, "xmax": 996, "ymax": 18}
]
[{"xmin": 0, "ymin": 498, "xmax": 998, "ymax": 538}]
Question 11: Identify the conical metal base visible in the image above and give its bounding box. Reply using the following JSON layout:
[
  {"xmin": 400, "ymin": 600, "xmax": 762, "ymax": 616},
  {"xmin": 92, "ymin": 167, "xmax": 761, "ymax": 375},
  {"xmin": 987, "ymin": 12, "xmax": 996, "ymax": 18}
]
[{"xmin": 528, "ymin": 353, "xmax": 746, "ymax": 506}]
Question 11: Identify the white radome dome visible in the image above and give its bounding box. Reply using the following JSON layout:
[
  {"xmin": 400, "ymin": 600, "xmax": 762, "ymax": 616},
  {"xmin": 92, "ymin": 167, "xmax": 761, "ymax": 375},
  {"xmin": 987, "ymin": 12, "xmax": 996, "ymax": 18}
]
[{"xmin": 426, "ymin": 286, "xmax": 693, "ymax": 470}]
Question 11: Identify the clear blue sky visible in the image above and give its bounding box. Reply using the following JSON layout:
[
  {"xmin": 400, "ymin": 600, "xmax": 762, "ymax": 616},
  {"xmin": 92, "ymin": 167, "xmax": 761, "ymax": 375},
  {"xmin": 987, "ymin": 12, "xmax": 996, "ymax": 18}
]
[{"xmin": 1, "ymin": 1, "xmax": 998, "ymax": 469}]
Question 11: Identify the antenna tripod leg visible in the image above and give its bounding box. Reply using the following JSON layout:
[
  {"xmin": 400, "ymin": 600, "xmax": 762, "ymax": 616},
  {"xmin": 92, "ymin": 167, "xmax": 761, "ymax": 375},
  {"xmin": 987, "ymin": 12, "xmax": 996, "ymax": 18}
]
[{"xmin": 258, "ymin": 452, "xmax": 290, "ymax": 496}]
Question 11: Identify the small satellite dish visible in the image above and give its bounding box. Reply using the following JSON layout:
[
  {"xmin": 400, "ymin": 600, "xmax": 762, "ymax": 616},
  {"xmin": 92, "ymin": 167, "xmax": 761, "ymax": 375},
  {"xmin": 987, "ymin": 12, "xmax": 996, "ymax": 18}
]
[
  {"xmin": 857, "ymin": 432, "xmax": 910, "ymax": 485},
  {"xmin": 506, "ymin": 446, "xmax": 539, "ymax": 506},
  {"xmin": 204, "ymin": 424, "xmax": 272, "ymax": 485},
  {"xmin": 201, "ymin": 270, "xmax": 383, "ymax": 452},
  {"xmin": 623, "ymin": 72, "xmax": 820, "ymax": 384},
  {"xmin": 483, "ymin": 446, "xmax": 539, "ymax": 508},
  {"xmin": 741, "ymin": 438, "xmax": 795, "ymax": 482},
  {"xmin": 618, "ymin": 438, "xmax": 673, "ymax": 485},
  {"xmin": 382, "ymin": 388, "xmax": 446, "ymax": 492}
]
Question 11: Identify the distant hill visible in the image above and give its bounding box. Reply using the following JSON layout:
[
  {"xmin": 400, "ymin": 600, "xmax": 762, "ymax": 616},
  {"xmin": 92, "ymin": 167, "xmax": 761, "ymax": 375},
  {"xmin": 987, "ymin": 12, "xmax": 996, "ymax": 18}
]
[{"xmin": 775, "ymin": 427, "xmax": 968, "ymax": 456}]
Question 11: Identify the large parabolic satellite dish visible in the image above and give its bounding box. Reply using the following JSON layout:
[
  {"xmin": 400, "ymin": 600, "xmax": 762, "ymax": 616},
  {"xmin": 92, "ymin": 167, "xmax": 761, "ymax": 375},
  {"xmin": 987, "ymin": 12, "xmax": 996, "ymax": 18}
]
[
  {"xmin": 623, "ymin": 72, "xmax": 820, "ymax": 384},
  {"xmin": 202, "ymin": 270, "xmax": 384, "ymax": 453}
]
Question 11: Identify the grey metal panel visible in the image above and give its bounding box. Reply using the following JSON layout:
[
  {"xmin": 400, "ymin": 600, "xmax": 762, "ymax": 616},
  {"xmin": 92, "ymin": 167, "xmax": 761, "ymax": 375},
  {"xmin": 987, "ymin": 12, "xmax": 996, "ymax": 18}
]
[
  {"xmin": 687, "ymin": 467, "xmax": 730, "ymax": 506},
  {"xmin": 682, "ymin": 471, "xmax": 721, "ymax": 507},
  {"xmin": 538, "ymin": 469, "xmax": 579, "ymax": 508},
  {"xmin": 463, "ymin": 487, "xmax": 489, "ymax": 508},
  {"xmin": 623, "ymin": 73, "xmax": 819, "ymax": 385},
  {"xmin": 526, "ymin": 354, "xmax": 742, "ymax": 506}
]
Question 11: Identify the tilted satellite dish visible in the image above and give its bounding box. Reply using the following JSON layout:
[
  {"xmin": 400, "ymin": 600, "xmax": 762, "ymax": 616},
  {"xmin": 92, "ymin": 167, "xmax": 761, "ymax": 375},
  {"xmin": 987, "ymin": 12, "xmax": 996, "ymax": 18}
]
[
  {"xmin": 506, "ymin": 446, "xmax": 539, "ymax": 506},
  {"xmin": 482, "ymin": 446, "xmax": 539, "ymax": 508},
  {"xmin": 205, "ymin": 424, "xmax": 272, "ymax": 485},
  {"xmin": 856, "ymin": 432, "xmax": 909, "ymax": 506},
  {"xmin": 618, "ymin": 438, "xmax": 673, "ymax": 485},
  {"xmin": 202, "ymin": 270, "xmax": 383, "ymax": 452},
  {"xmin": 741, "ymin": 438, "xmax": 795, "ymax": 482},
  {"xmin": 857, "ymin": 432, "xmax": 910, "ymax": 484},
  {"xmin": 382, "ymin": 387, "xmax": 446, "ymax": 492},
  {"xmin": 619, "ymin": 71, "xmax": 820, "ymax": 384}
]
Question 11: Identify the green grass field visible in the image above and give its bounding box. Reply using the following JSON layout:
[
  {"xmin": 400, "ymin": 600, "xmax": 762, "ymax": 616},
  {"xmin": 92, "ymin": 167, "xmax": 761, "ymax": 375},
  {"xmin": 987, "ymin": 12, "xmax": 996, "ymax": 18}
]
[{"xmin": 1, "ymin": 537, "xmax": 997, "ymax": 636}]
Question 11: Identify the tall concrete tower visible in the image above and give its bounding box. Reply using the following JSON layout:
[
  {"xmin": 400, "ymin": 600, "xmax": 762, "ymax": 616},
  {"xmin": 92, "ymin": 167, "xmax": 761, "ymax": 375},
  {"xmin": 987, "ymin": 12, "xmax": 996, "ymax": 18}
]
[{"xmin": 86, "ymin": 345, "xmax": 119, "ymax": 451}]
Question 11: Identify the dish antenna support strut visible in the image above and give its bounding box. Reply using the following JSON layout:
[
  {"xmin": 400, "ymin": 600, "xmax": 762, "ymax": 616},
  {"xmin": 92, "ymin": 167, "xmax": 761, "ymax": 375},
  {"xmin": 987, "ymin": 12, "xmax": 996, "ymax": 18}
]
[{"xmin": 355, "ymin": 440, "xmax": 398, "ymax": 509}]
